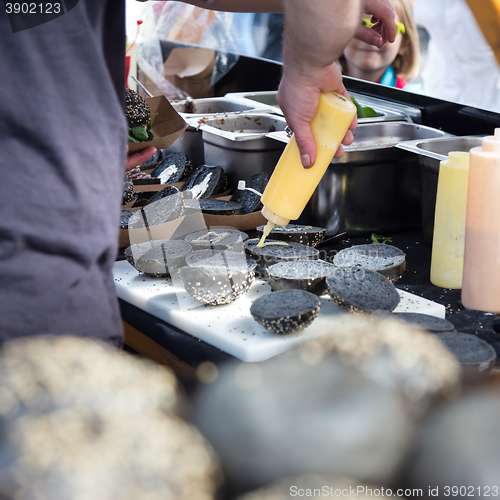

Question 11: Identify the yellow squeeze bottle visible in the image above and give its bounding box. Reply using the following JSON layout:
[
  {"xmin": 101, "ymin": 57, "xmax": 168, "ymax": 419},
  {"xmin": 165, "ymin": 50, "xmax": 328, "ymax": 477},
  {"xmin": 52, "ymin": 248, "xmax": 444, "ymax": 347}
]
[
  {"xmin": 259, "ymin": 92, "xmax": 356, "ymax": 244},
  {"xmin": 430, "ymin": 151, "xmax": 470, "ymax": 288}
]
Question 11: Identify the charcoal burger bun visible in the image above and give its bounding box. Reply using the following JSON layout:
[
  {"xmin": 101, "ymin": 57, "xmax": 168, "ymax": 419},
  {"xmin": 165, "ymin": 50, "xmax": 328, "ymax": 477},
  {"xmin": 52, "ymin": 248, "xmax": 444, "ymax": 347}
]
[
  {"xmin": 125, "ymin": 88, "xmax": 150, "ymax": 128},
  {"xmin": 326, "ymin": 266, "xmax": 400, "ymax": 313},
  {"xmin": 250, "ymin": 290, "xmax": 321, "ymax": 335}
]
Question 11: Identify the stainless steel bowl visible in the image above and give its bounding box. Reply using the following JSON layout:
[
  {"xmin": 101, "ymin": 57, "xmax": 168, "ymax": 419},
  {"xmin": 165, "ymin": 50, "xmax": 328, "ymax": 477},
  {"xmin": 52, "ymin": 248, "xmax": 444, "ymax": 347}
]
[
  {"xmin": 397, "ymin": 136, "xmax": 483, "ymax": 243},
  {"xmin": 196, "ymin": 113, "xmax": 288, "ymax": 190},
  {"xmin": 164, "ymin": 97, "xmax": 269, "ymax": 168}
]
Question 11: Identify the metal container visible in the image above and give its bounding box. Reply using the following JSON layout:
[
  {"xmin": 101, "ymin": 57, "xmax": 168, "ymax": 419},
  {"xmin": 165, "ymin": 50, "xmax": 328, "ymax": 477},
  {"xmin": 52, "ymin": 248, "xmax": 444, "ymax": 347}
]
[
  {"xmin": 195, "ymin": 113, "xmax": 288, "ymax": 190},
  {"xmin": 397, "ymin": 136, "xmax": 483, "ymax": 243},
  {"xmin": 225, "ymin": 90, "xmax": 419, "ymax": 123},
  {"xmin": 268, "ymin": 122, "xmax": 451, "ymax": 236},
  {"xmin": 170, "ymin": 97, "xmax": 266, "ymax": 117},
  {"xmin": 164, "ymin": 97, "xmax": 269, "ymax": 168},
  {"xmin": 161, "ymin": 127, "xmax": 205, "ymax": 169},
  {"xmin": 224, "ymin": 91, "xmax": 281, "ymax": 114},
  {"xmin": 195, "ymin": 114, "xmax": 452, "ymax": 237}
]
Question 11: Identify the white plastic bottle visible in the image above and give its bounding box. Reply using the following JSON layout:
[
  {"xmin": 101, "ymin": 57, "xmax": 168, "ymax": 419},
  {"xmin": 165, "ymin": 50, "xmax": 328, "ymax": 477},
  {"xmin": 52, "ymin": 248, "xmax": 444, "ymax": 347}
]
[
  {"xmin": 430, "ymin": 151, "xmax": 470, "ymax": 288},
  {"xmin": 462, "ymin": 129, "xmax": 500, "ymax": 312}
]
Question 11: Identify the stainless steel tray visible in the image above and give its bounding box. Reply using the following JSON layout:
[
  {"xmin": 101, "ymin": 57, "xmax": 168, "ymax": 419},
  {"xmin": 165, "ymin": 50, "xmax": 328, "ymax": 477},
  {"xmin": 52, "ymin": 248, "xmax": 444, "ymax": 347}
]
[
  {"xmin": 348, "ymin": 121, "xmax": 450, "ymax": 150},
  {"xmin": 295, "ymin": 123, "xmax": 451, "ymax": 236},
  {"xmin": 225, "ymin": 91, "xmax": 417, "ymax": 123},
  {"xmin": 267, "ymin": 121, "xmax": 451, "ymax": 166},
  {"xmin": 190, "ymin": 113, "xmax": 288, "ymax": 143},
  {"xmin": 170, "ymin": 97, "xmax": 268, "ymax": 119},
  {"xmin": 163, "ymin": 101, "xmax": 281, "ymax": 168},
  {"xmin": 396, "ymin": 135, "xmax": 483, "ymax": 172},
  {"xmin": 396, "ymin": 135, "xmax": 483, "ymax": 243},
  {"xmin": 223, "ymin": 91, "xmax": 281, "ymax": 115},
  {"xmin": 191, "ymin": 113, "xmax": 287, "ymax": 190}
]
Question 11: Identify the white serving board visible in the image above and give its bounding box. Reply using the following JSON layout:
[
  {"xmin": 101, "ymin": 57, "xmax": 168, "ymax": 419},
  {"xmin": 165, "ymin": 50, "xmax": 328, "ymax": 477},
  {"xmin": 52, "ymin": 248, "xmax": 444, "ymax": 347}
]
[{"xmin": 114, "ymin": 260, "xmax": 445, "ymax": 362}]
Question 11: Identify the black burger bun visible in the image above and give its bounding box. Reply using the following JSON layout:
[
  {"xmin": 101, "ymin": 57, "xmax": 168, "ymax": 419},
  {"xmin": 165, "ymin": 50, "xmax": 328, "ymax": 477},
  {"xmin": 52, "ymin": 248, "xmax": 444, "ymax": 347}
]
[{"xmin": 125, "ymin": 88, "xmax": 151, "ymax": 128}]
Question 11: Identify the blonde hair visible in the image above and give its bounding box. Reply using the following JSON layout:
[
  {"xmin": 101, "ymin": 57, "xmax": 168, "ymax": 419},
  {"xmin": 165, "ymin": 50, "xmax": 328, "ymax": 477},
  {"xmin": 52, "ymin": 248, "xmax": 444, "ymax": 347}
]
[{"xmin": 339, "ymin": 0, "xmax": 420, "ymax": 82}]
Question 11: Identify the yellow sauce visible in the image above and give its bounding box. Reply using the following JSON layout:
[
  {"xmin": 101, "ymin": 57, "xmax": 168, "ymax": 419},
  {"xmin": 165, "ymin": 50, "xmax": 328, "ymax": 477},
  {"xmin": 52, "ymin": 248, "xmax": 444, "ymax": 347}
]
[
  {"xmin": 257, "ymin": 221, "xmax": 275, "ymax": 247},
  {"xmin": 259, "ymin": 241, "xmax": 289, "ymax": 247}
]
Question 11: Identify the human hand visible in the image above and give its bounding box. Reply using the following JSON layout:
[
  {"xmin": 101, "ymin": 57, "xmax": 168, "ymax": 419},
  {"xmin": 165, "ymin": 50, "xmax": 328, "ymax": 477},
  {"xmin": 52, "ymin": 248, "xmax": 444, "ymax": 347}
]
[
  {"xmin": 354, "ymin": 0, "xmax": 396, "ymax": 48},
  {"xmin": 276, "ymin": 63, "xmax": 356, "ymax": 168},
  {"xmin": 125, "ymin": 146, "xmax": 157, "ymax": 171}
]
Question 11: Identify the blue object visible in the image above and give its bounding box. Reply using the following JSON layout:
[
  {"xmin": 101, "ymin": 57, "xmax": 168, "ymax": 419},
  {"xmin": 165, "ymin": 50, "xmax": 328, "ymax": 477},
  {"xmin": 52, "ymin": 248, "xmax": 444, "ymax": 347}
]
[{"xmin": 380, "ymin": 66, "xmax": 397, "ymax": 87}]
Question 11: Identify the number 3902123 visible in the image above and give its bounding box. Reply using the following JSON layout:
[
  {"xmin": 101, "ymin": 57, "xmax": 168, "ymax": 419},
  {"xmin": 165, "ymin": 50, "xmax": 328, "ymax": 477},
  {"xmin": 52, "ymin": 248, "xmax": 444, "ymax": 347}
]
[
  {"xmin": 5, "ymin": 3, "xmax": 62, "ymax": 14},
  {"xmin": 444, "ymin": 486, "xmax": 499, "ymax": 497}
]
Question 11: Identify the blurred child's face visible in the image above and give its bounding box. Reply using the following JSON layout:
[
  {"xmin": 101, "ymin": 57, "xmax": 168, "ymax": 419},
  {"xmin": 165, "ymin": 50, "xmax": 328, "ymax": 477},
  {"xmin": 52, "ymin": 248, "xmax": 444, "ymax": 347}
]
[{"xmin": 343, "ymin": 12, "xmax": 407, "ymax": 83}]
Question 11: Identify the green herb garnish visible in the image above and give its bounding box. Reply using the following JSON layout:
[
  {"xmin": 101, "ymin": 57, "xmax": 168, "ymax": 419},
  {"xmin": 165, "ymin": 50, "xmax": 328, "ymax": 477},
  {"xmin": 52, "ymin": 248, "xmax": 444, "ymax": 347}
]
[
  {"xmin": 350, "ymin": 94, "xmax": 366, "ymax": 118},
  {"xmin": 362, "ymin": 107, "xmax": 378, "ymax": 117},
  {"xmin": 350, "ymin": 94, "xmax": 379, "ymax": 119},
  {"xmin": 371, "ymin": 233, "xmax": 393, "ymax": 244},
  {"xmin": 130, "ymin": 126, "xmax": 148, "ymax": 141}
]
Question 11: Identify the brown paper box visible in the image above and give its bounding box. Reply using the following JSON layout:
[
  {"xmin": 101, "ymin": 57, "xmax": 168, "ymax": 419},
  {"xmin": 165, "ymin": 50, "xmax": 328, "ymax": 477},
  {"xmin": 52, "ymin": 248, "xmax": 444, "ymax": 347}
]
[
  {"xmin": 203, "ymin": 211, "xmax": 266, "ymax": 232},
  {"xmin": 138, "ymin": 47, "xmax": 216, "ymax": 100},
  {"xmin": 165, "ymin": 48, "xmax": 216, "ymax": 99},
  {"xmin": 132, "ymin": 181, "xmax": 185, "ymax": 193},
  {"xmin": 120, "ymin": 212, "xmax": 207, "ymax": 249},
  {"xmin": 119, "ymin": 200, "xmax": 266, "ymax": 249},
  {"xmin": 163, "ymin": 48, "xmax": 215, "ymax": 79},
  {"xmin": 128, "ymin": 95, "xmax": 188, "ymax": 153},
  {"xmin": 127, "ymin": 214, "xmax": 197, "ymax": 247},
  {"xmin": 173, "ymin": 75, "xmax": 214, "ymax": 99},
  {"xmin": 197, "ymin": 194, "xmax": 267, "ymax": 231}
]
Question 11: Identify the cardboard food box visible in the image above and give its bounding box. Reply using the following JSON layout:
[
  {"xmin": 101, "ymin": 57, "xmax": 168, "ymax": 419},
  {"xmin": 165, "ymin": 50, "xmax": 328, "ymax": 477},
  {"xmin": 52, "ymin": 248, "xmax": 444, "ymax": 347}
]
[
  {"xmin": 120, "ymin": 193, "xmax": 266, "ymax": 249},
  {"xmin": 138, "ymin": 48, "xmax": 216, "ymax": 100},
  {"xmin": 200, "ymin": 195, "xmax": 266, "ymax": 232},
  {"xmin": 123, "ymin": 212, "xmax": 201, "ymax": 250},
  {"xmin": 128, "ymin": 95, "xmax": 188, "ymax": 153},
  {"xmin": 165, "ymin": 48, "xmax": 215, "ymax": 99}
]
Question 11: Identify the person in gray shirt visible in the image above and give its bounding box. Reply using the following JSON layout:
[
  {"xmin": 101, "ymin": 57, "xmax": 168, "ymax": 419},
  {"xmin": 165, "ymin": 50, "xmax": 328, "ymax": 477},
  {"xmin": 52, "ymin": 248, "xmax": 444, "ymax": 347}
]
[
  {"xmin": 1, "ymin": 0, "xmax": 129, "ymax": 345},
  {"xmin": 0, "ymin": 0, "xmax": 395, "ymax": 345}
]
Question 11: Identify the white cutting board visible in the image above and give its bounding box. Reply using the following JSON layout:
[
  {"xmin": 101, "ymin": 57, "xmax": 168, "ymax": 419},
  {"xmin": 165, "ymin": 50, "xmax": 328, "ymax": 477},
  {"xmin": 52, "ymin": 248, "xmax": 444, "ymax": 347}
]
[{"xmin": 113, "ymin": 260, "xmax": 445, "ymax": 362}]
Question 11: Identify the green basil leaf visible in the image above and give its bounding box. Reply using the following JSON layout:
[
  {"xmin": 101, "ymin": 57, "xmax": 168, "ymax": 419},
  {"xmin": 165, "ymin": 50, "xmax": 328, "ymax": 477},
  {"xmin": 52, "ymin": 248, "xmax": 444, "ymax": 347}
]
[
  {"xmin": 350, "ymin": 94, "xmax": 366, "ymax": 119},
  {"xmin": 371, "ymin": 233, "xmax": 393, "ymax": 244},
  {"xmin": 362, "ymin": 106, "xmax": 378, "ymax": 117},
  {"xmin": 131, "ymin": 126, "xmax": 148, "ymax": 141}
]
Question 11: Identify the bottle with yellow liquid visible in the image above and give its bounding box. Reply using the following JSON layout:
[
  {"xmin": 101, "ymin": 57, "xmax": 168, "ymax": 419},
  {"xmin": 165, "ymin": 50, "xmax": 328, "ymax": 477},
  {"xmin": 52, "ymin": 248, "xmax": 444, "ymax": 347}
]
[
  {"xmin": 258, "ymin": 92, "xmax": 356, "ymax": 244},
  {"xmin": 430, "ymin": 151, "xmax": 470, "ymax": 289}
]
